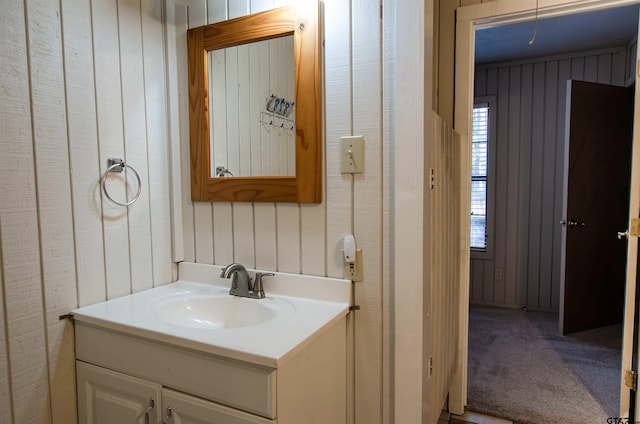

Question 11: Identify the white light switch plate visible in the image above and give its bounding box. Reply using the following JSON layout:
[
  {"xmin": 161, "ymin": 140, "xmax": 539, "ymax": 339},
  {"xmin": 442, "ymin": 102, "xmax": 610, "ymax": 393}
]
[{"xmin": 340, "ymin": 136, "xmax": 364, "ymax": 174}]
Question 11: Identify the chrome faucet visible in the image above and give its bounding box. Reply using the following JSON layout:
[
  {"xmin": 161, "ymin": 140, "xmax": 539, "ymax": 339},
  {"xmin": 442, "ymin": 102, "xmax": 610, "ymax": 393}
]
[{"xmin": 220, "ymin": 263, "xmax": 274, "ymax": 299}]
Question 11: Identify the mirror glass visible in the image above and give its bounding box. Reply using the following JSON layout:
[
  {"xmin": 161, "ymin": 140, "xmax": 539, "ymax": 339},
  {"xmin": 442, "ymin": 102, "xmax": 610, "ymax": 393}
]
[{"xmin": 209, "ymin": 35, "xmax": 295, "ymax": 178}]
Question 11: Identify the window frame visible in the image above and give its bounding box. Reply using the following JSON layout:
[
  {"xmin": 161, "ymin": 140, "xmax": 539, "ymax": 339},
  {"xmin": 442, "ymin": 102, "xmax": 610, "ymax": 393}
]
[{"xmin": 470, "ymin": 96, "xmax": 496, "ymax": 260}]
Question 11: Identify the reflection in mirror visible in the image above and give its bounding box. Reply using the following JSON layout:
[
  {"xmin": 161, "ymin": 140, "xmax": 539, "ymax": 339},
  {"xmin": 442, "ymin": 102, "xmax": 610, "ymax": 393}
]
[{"xmin": 209, "ymin": 35, "xmax": 295, "ymax": 178}]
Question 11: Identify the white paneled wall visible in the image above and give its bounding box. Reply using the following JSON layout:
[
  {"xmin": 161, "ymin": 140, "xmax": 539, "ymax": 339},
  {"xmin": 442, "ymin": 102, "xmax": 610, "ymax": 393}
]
[
  {"xmin": 0, "ymin": 0, "xmax": 175, "ymax": 422},
  {"xmin": 0, "ymin": 0, "xmax": 439, "ymax": 423},
  {"xmin": 471, "ymin": 46, "xmax": 631, "ymax": 309},
  {"xmin": 427, "ymin": 114, "xmax": 462, "ymax": 423},
  {"xmin": 175, "ymin": 1, "xmax": 386, "ymax": 423}
]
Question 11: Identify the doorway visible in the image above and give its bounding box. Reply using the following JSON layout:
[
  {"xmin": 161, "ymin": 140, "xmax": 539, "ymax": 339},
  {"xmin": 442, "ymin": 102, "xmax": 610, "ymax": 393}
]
[{"xmin": 455, "ymin": 1, "xmax": 637, "ymax": 420}]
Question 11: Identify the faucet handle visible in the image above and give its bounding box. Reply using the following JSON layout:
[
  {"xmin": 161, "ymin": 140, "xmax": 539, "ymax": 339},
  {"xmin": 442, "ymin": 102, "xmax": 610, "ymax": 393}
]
[{"xmin": 253, "ymin": 273, "xmax": 274, "ymax": 299}]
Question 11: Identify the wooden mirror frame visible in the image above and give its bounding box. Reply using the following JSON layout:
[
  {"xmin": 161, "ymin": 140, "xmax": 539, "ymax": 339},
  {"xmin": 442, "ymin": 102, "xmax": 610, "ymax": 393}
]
[{"xmin": 187, "ymin": 4, "xmax": 322, "ymax": 203}]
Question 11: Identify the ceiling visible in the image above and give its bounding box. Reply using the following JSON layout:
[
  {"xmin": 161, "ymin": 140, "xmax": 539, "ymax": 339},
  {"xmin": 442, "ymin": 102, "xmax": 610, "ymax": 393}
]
[{"xmin": 475, "ymin": 4, "xmax": 640, "ymax": 65}]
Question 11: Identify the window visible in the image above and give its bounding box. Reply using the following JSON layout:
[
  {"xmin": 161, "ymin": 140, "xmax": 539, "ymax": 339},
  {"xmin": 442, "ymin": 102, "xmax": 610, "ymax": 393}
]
[{"xmin": 471, "ymin": 102, "xmax": 489, "ymax": 250}]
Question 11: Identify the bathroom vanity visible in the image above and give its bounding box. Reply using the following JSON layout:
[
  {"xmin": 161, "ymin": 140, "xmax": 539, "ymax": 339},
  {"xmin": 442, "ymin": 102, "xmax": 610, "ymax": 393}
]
[{"xmin": 72, "ymin": 263, "xmax": 350, "ymax": 424}]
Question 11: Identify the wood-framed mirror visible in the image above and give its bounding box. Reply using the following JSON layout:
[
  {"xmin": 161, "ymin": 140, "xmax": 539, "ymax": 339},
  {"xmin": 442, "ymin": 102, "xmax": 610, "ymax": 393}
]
[{"xmin": 187, "ymin": 3, "xmax": 322, "ymax": 203}]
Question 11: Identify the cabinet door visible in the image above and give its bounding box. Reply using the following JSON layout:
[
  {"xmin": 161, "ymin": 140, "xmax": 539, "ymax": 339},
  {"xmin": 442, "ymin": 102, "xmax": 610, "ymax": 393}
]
[
  {"xmin": 77, "ymin": 361, "xmax": 161, "ymax": 424},
  {"xmin": 162, "ymin": 388, "xmax": 273, "ymax": 424}
]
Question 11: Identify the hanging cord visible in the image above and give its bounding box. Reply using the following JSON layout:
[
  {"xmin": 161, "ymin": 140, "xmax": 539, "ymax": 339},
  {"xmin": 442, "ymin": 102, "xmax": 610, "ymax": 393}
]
[{"xmin": 529, "ymin": 0, "xmax": 539, "ymax": 45}]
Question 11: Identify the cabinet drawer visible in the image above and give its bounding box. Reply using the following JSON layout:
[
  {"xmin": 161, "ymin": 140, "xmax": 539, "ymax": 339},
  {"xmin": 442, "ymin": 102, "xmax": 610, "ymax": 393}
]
[
  {"xmin": 163, "ymin": 388, "xmax": 274, "ymax": 424},
  {"xmin": 75, "ymin": 323, "xmax": 276, "ymax": 418}
]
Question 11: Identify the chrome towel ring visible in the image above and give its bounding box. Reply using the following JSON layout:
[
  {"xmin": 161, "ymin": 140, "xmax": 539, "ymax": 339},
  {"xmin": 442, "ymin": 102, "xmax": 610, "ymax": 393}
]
[{"xmin": 101, "ymin": 158, "xmax": 141, "ymax": 207}]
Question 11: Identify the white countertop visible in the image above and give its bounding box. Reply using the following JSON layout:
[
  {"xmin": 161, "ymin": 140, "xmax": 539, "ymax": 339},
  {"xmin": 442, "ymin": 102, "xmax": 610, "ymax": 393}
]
[{"xmin": 72, "ymin": 263, "xmax": 351, "ymax": 368}]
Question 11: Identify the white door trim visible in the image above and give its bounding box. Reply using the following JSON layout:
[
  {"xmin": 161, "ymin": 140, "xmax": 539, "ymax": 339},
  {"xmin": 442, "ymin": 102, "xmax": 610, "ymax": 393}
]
[{"xmin": 452, "ymin": 0, "xmax": 640, "ymax": 415}]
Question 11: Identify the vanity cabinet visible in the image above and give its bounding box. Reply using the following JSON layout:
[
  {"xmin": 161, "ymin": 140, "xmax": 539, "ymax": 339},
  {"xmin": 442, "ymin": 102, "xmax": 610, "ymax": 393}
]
[
  {"xmin": 77, "ymin": 361, "xmax": 161, "ymax": 424},
  {"xmin": 74, "ymin": 318, "xmax": 346, "ymax": 424},
  {"xmin": 77, "ymin": 362, "xmax": 271, "ymax": 424}
]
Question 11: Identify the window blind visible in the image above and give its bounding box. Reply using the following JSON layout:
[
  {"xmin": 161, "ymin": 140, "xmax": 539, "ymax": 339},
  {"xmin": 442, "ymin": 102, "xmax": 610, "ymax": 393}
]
[{"xmin": 471, "ymin": 104, "xmax": 489, "ymax": 249}]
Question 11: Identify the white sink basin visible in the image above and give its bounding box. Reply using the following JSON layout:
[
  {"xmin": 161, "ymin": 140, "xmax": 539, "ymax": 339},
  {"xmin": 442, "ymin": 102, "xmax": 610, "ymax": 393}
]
[
  {"xmin": 71, "ymin": 266, "xmax": 351, "ymax": 367},
  {"xmin": 154, "ymin": 295, "xmax": 289, "ymax": 329}
]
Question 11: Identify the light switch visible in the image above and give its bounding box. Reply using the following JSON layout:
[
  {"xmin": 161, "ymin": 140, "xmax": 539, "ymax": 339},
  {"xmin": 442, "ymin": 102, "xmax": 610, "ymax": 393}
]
[{"xmin": 340, "ymin": 136, "xmax": 364, "ymax": 174}]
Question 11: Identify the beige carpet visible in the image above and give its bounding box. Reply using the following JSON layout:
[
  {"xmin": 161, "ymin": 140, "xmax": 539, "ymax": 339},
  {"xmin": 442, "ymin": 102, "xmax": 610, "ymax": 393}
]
[{"xmin": 467, "ymin": 305, "xmax": 622, "ymax": 424}]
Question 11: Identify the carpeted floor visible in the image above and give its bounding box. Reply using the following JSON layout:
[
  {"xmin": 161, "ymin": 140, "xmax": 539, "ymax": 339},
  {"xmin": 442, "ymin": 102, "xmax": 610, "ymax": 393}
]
[{"xmin": 467, "ymin": 305, "xmax": 622, "ymax": 424}]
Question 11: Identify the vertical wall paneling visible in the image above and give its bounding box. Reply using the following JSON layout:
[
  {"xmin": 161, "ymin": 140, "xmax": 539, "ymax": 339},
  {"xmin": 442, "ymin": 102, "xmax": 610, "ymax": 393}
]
[
  {"xmin": 249, "ymin": 42, "xmax": 263, "ymax": 177},
  {"xmin": 540, "ymin": 61, "xmax": 559, "ymax": 309},
  {"xmin": 352, "ymin": 0, "xmax": 383, "ymax": 423},
  {"xmin": 118, "ymin": 0, "xmax": 154, "ymax": 294},
  {"xmin": 324, "ymin": 0, "xmax": 353, "ymax": 280},
  {"xmin": 381, "ymin": 0, "xmax": 395, "ymax": 421},
  {"xmin": 276, "ymin": 205, "xmax": 301, "ymax": 273},
  {"xmin": 237, "ymin": 44, "xmax": 251, "ymax": 176},
  {"xmin": 234, "ymin": 204, "xmax": 256, "ymax": 267},
  {"xmin": 174, "ymin": 2, "xmax": 196, "ymax": 263},
  {"xmin": 0, "ymin": 224, "xmax": 11, "ymax": 423},
  {"xmin": 470, "ymin": 47, "xmax": 630, "ymax": 309},
  {"xmin": 613, "ymin": 49, "xmax": 626, "ymax": 88},
  {"xmin": 516, "ymin": 63, "xmax": 533, "ymax": 306},
  {"xmin": 584, "ymin": 55, "xmax": 598, "ymax": 81},
  {"xmin": 212, "ymin": 205, "xmax": 234, "ymax": 266},
  {"xmin": 164, "ymin": 0, "xmax": 185, "ymax": 267},
  {"xmin": 301, "ymin": 204, "xmax": 327, "ymax": 276},
  {"xmin": 394, "ymin": 1, "xmax": 428, "ymax": 418},
  {"xmin": 0, "ymin": 1, "xmax": 51, "ymax": 422},
  {"xmin": 323, "ymin": 0, "xmax": 355, "ymax": 422},
  {"xmin": 552, "ymin": 59, "xmax": 572, "ymax": 309},
  {"xmin": 492, "ymin": 66, "xmax": 509, "ymax": 304},
  {"xmin": 141, "ymin": 0, "xmax": 174, "ymax": 286},
  {"xmin": 527, "ymin": 61, "xmax": 545, "ymax": 307},
  {"xmin": 27, "ymin": 0, "xmax": 79, "ymax": 420},
  {"xmin": 190, "ymin": 1, "xmax": 214, "ymax": 265},
  {"xmin": 92, "ymin": 0, "xmax": 133, "ymax": 299},
  {"xmin": 0, "ymin": 0, "xmax": 178, "ymax": 421},
  {"xmin": 504, "ymin": 68, "xmax": 520, "ymax": 305},
  {"xmin": 254, "ymin": 203, "xmax": 278, "ymax": 270},
  {"xmin": 261, "ymin": 42, "xmax": 275, "ymax": 176},
  {"xmin": 62, "ymin": 0, "xmax": 107, "ymax": 308},
  {"xmin": 225, "ymin": 44, "xmax": 241, "ymax": 175},
  {"xmin": 428, "ymin": 114, "xmax": 461, "ymax": 423},
  {"xmin": 286, "ymin": 35, "xmax": 296, "ymax": 173}
]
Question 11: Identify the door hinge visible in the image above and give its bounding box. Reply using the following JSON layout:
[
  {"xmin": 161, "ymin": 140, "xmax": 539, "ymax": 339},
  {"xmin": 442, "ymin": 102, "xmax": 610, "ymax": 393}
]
[
  {"xmin": 430, "ymin": 168, "xmax": 435, "ymax": 190},
  {"xmin": 630, "ymin": 218, "xmax": 640, "ymax": 237},
  {"xmin": 625, "ymin": 370, "xmax": 637, "ymax": 391},
  {"xmin": 428, "ymin": 357, "xmax": 433, "ymax": 377}
]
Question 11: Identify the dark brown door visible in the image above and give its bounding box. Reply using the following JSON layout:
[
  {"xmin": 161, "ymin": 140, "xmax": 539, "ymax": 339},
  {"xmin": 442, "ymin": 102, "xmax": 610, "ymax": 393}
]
[{"xmin": 560, "ymin": 80, "xmax": 634, "ymax": 335}]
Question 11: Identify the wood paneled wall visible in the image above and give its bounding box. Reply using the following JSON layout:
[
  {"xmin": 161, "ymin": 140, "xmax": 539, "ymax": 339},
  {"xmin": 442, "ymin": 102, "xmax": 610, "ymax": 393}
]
[
  {"xmin": 471, "ymin": 46, "xmax": 631, "ymax": 309},
  {"xmin": 0, "ymin": 0, "xmax": 175, "ymax": 422},
  {"xmin": 427, "ymin": 114, "xmax": 462, "ymax": 423},
  {"xmin": 175, "ymin": 1, "xmax": 388, "ymax": 423}
]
